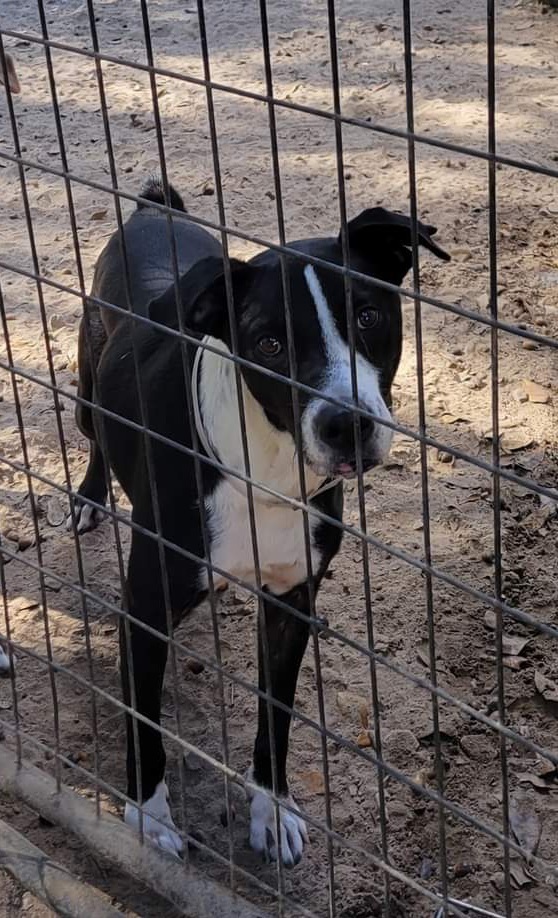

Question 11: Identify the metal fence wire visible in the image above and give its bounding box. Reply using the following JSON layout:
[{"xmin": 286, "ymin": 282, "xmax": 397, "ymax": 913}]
[{"xmin": 0, "ymin": 1, "xmax": 557, "ymax": 916}]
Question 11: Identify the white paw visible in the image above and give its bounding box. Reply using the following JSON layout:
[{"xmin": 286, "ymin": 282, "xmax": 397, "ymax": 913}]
[
  {"xmin": 247, "ymin": 773, "xmax": 308, "ymax": 867},
  {"xmin": 0, "ymin": 644, "xmax": 13, "ymax": 675},
  {"xmin": 124, "ymin": 781, "xmax": 183, "ymax": 858},
  {"xmin": 66, "ymin": 503, "xmax": 106, "ymax": 535}
]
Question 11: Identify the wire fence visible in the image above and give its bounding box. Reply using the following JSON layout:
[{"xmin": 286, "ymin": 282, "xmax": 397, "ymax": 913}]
[{"xmin": 0, "ymin": 2, "xmax": 557, "ymax": 917}]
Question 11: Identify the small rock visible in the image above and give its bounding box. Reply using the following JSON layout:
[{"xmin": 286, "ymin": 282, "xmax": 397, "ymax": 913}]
[
  {"xmin": 522, "ymin": 340, "xmax": 539, "ymax": 351},
  {"xmin": 186, "ymin": 658, "xmax": 204, "ymax": 675},
  {"xmin": 453, "ymin": 861, "xmax": 474, "ymax": 879},
  {"xmin": 183, "ymin": 750, "xmax": 203, "ymax": 771},
  {"xmin": 459, "ymin": 734, "xmax": 495, "ymax": 763},
  {"xmin": 383, "ymin": 729, "xmax": 419, "ymax": 768},
  {"xmin": 336, "ymin": 691, "xmax": 369, "ymax": 727}
]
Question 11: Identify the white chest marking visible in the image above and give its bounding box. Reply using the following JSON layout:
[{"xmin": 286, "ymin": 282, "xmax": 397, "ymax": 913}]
[{"xmin": 197, "ymin": 339, "xmax": 323, "ymax": 594}]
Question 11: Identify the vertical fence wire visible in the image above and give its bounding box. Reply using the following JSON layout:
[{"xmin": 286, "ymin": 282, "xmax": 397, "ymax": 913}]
[
  {"xmin": 401, "ymin": 3, "xmax": 450, "ymax": 914},
  {"xmin": 486, "ymin": 3, "xmax": 512, "ymax": 915}
]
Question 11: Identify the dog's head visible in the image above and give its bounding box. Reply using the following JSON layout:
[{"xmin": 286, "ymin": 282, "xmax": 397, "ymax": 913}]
[{"xmin": 151, "ymin": 208, "xmax": 449, "ymax": 479}]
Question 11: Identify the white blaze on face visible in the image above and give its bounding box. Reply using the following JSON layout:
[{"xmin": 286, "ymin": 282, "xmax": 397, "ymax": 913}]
[{"xmin": 301, "ymin": 264, "xmax": 393, "ymax": 471}]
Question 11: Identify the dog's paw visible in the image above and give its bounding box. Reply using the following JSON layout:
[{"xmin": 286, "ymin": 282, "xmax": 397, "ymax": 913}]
[
  {"xmin": 124, "ymin": 781, "xmax": 183, "ymax": 858},
  {"xmin": 0, "ymin": 644, "xmax": 13, "ymax": 675},
  {"xmin": 66, "ymin": 502, "xmax": 106, "ymax": 535},
  {"xmin": 247, "ymin": 775, "xmax": 308, "ymax": 867}
]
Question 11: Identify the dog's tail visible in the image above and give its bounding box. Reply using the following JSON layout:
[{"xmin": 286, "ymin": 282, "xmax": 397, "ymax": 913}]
[{"xmin": 138, "ymin": 177, "xmax": 186, "ymax": 213}]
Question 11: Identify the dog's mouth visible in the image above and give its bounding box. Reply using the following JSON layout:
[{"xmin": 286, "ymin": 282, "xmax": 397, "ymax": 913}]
[
  {"xmin": 306, "ymin": 456, "xmax": 381, "ymax": 481},
  {"xmin": 334, "ymin": 457, "xmax": 381, "ymax": 479}
]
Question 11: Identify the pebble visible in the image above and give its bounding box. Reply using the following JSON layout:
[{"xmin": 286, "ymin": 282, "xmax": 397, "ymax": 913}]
[
  {"xmin": 382, "ymin": 729, "xmax": 419, "ymax": 769},
  {"xmin": 186, "ymin": 658, "xmax": 204, "ymax": 675},
  {"xmin": 459, "ymin": 734, "xmax": 495, "ymax": 763}
]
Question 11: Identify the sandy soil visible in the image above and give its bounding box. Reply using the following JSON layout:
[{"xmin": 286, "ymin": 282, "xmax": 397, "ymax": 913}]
[{"xmin": 1, "ymin": 0, "xmax": 557, "ymax": 915}]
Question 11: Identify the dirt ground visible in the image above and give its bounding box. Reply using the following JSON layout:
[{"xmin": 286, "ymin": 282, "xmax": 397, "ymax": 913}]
[{"xmin": 1, "ymin": 0, "xmax": 557, "ymax": 915}]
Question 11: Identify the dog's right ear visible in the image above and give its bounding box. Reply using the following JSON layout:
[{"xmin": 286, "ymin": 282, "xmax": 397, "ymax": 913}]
[{"xmin": 149, "ymin": 255, "xmax": 253, "ymax": 340}]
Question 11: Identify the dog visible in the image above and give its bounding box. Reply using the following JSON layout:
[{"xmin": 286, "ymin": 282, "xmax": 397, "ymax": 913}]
[{"xmin": 72, "ymin": 178, "xmax": 449, "ymax": 864}]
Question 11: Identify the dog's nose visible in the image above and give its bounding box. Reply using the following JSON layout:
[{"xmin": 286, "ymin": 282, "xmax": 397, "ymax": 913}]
[{"xmin": 317, "ymin": 405, "xmax": 374, "ymax": 453}]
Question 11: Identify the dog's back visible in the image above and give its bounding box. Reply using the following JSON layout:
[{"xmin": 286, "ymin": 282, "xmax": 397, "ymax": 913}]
[
  {"xmin": 75, "ymin": 179, "xmax": 220, "ymax": 445},
  {"xmin": 93, "ymin": 180, "xmax": 221, "ymax": 336}
]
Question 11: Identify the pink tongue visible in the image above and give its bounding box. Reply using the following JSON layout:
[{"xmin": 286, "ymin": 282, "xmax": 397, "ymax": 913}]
[{"xmin": 337, "ymin": 463, "xmax": 353, "ymax": 475}]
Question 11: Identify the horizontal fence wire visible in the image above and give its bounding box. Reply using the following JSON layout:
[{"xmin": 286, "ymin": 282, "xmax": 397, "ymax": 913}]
[{"xmin": 1, "ymin": 2, "xmax": 557, "ymax": 918}]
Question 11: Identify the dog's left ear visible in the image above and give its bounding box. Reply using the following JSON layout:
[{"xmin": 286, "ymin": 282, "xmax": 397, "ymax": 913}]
[
  {"xmin": 344, "ymin": 207, "xmax": 450, "ymax": 284},
  {"xmin": 149, "ymin": 255, "xmax": 254, "ymax": 340}
]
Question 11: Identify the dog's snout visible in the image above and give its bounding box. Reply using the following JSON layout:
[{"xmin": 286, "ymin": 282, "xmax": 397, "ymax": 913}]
[{"xmin": 316, "ymin": 405, "xmax": 374, "ymax": 453}]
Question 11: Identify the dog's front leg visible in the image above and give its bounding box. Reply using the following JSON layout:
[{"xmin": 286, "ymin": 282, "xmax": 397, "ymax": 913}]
[{"xmin": 249, "ymin": 584, "xmax": 313, "ymax": 867}]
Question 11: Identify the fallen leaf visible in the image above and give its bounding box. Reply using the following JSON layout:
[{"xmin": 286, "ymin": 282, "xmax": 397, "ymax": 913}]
[
  {"xmin": 522, "ymin": 504, "xmax": 555, "ymax": 532},
  {"xmin": 90, "ymin": 209, "xmax": 108, "ymax": 221},
  {"xmin": 440, "ymin": 411, "xmax": 469, "ymax": 424},
  {"xmin": 298, "ymin": 770, "xmax": 325, "ymax": 795},
  {"xmin": 522, "ymin": 379, "xmax": 551, "ymax": 404},
  {"xmin": 504, "ymin": 655, "xmax": 528, "ymax": 671},
  {"xmin": 502, "ymin": 635, "xmax": 530, "ymax": 657},
  {"xmin": 510, "ymin": 793, "xmax": 542, "ymax": 860},
  {"xmin": 534, "ymin": 671, "xmax": 558, "ymax": 703},
  {"xmin": 417, "ymin": 640, "xmax": 430, "ymax": 668},
  {"xmin": 516, "ymin": 772, "xmax": 550, "ymax": 792},
  {"xmin": 46, "ymin": 496, "xmax": 66, "ymax": 527},
  {"xmin": 536, "ymin": 756, "xmax": 557, "ymax": 779},
  {"xmin": 509, "ymin": 861, "xmax": 535, "ymax": 888},
  {"xmin": 356, "ymin": 729, "xmax": 373, "ymax": 748},
  {"xmin": 501, "ymin": 430, "xmax": 535, "ymax": 453}
]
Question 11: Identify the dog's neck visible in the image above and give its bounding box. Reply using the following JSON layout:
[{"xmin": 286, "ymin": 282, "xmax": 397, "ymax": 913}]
[{"xmin": 198, "ymin": 337, "xmax": 323, "ymax": 501}]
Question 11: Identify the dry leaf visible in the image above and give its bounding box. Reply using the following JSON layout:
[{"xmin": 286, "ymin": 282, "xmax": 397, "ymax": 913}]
[
  {"xmin": 521, "ymin": 379, "xmax": 551, "ymax": 404},
  {"xmin": 502, "ymin": 635, "xmax": 530, "ymax": 657},
  {"xmin": 90, "ymin": 209, "xmax": 108, "ymax": 221},
  {"xmin": 501, "ymin": 430, "xmax": 535, "ymax": 453},
  {"xmin": 417, "ymin": 640, "xmax": 431, "ymax": 668},
  {"xmin": 536, "ymin": 756, "xmax": 557, "ymax": 779},
  {"xmin": 356, "ymin": 729, "xmax": 373, "ymax": 748},
  {"xmin": 298, "ymin": 769, "xmax": 325, "ymax": 795},
  {"xmin": 522, "ymin": 505, "xmax": 555, "ymax": 532},
  {"xmin": 516, "ymin": 772, "xmax": 550, "ymax": 792},
  {"xmin": 504, "ymin": 655, "xmax": 528, "ymax": 671},
  {"xmin": 510, "ymin": 793, "xmax": 542, "ymax": 860},
  {"xmin": 534, "ymin": 671, "xmax": 558, "ymax": 704},
  {"xmin": 509, "ymin": 861, "xmax": 535, "ymax": 888}
]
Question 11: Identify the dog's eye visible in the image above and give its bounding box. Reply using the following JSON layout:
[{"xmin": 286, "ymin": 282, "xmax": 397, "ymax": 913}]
[
  {"xmin": 357, "ymin": 307, "xmax": 380, "ymax": 330},
  {"xmin": 257, "ymin": 336, "xmax": 282, "ymax": 357}
]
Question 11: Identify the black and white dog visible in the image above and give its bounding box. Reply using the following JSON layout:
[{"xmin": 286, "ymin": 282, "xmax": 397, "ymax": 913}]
[{"xmin": 73, "ymin": 179, "xmax": 449, "ymax": 864}]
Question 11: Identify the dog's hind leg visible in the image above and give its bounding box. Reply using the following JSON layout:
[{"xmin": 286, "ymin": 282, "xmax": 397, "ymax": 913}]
[
  {"xmin": 120, "ymin": 514, "xmax": 200, "ymax": 857},
  {"xmin": 69, "ymin": 303, "xmax": 109, "ymax": 534},
  {"xmin": 248, "ymin": 583, "xmax": 315, "ymax": 867}
]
